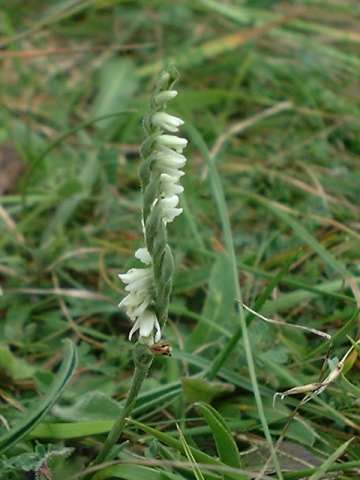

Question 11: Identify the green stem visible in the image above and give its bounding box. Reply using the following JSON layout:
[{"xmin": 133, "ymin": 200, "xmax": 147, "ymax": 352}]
[{"xmin": 91, "ymin": 344, "xmax": 153, "ymax": 467}]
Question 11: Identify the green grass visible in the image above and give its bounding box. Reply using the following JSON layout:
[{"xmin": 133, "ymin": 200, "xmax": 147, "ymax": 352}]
[{"xmin": 1, "ymin": 1, "xmax": 360, "ymax": 479}]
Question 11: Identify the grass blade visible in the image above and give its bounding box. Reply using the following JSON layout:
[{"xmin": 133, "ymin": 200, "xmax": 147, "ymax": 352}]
[
  {"xmin": 308, "ymin": 438, "xmax": 353, "ymax": 480},
  {"xmin": 177, "ymin": 424, "xmax": 206, "ymax": 480},
  {"xmin": 185, "ymin": 124, "xmax": 283, "ymax": 480},
  {"xmin": 248, "ymin": 195, "xmax": 349, "ymax": 277},
  {"xmin": 208, "ymin": 256, "xmax": 294, "ymax": 379},
  {"xmin": 0, "ymin": 339, "xmax": 77, "ymax": 454},
  {"xmin": 92, "ymin": 464, "xmax": 178, "ymax": 480}
]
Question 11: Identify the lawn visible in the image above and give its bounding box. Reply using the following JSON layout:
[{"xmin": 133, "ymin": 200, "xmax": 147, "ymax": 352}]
[{"xmin": 0, "ymin": 1, "xmax": 360, "ymax": 479}]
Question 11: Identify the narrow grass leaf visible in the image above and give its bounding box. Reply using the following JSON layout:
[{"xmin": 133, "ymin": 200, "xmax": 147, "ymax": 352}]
[
  {"xmin": 92, "ymin": 464, "xmax": 178, "ymax": 480},
  {"xmin": 305, "ymin": 308, "xmax": 359, "ymax": 361},
  {"xmin": 177, "ymin": 424, "xmax": 206, "ymax": 480},
  {"xmin": 308, "ymin": 438, "xmax": 353, "ymax": 480},
  {"xmin": 182, "ymin": 378, "xmax": 234, "ymax": 404},
  {"xmin": 190, "ymin": 253, "xmax": 235, "ymax": 348},
  {"xmin": 253, "ymin": 198, "xmax": 349, "ymax": 277},
  {"xmin": 208, "ymin": 256, "xmax": 294, "ymax": 379},
  {"xmin": 186, "ymin": 123, "xmax": 283, "ymax": 480},
  {"xmin": 91, "ymin": 59, "xmax": 138, "ymax": 133},
  {"xmin": 128, "ymin": 419, "xmax": 239, "ymax": 480},
  {"xmin": 0, "ymin": 339, "xmax": 77, "ymax": 454}
]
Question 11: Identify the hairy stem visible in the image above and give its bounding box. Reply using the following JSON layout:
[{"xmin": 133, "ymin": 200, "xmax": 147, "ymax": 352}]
[{"xmin": 90, "ymin": 344, "xmax": 153, "ymax": 468}]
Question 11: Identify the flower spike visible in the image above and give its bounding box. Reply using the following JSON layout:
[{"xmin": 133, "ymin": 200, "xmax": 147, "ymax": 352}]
[{"xmin": 119, "ymin": 67, "xmax": 188, "ymax": 344}]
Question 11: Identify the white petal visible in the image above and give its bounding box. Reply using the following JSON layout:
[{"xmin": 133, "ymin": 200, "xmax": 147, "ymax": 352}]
[
  {"xmin": 161, "ymin": 167, "xmax": 185, "ymax": 179},
  {"xmin": 119, "ymin": 268, "xmax": 152, "ymax": 288},
  {"xmin": 163, "ymin": 207, "xmax": 183, "ymax": 223},
  {"xmin": 156, "ymin": 146, "xmax": 187, "ymax": 168},
  {"xmin": 154, "ymin": 317, "xmax": 162, "ymax": 342},
  {"xmin": 118, "ymin": 267, "xmax": 150, "ymax": 284},
  {"xmin": 129, "ymin": 295, "xmax": 151, "ymax": 318},
  {"xmin": 124, "ymin": 275, "xmax": 151, "ymax": 293},
  {"xmin": 138, "ymin": 310, "xmax": 157, "ymax": 338},
  {"xmin": 158, "ymin": 71, "xmax": 170, "ymax": 85},
  {"xmin": 156, "ymin": 135, "xmax": 188, "ymax": 152},
  {"xmin": 154, "ymin": 90, "xmax": 178, "ymax": 105},
  {"xmin": 160, "ymin": 174, "xmax": 184, "ymax": 195},
  {"xmin": 161, "ymin": 195, "xmax": 179, "ymax": 209},
  {"xmin": 152, "ymin": 112, "xmax": 184, "ymax": 133},
  {"xmin": 119, "ymin": 288, "xmax": 148, "ymax": 307},
  {"xmin": 128, "ymin": 319, "xmax": 140, "ymax": 341},
  {"xmin": 119, "ymin": 293, "xmax": 137, "ymax": 308},
  {"xmin": 135, "ymin": 248, "xmax": 152, "ymax": 265},
  {"xmin": 157, "ymin": 159, "xmax": 186, "ymax": 171}
]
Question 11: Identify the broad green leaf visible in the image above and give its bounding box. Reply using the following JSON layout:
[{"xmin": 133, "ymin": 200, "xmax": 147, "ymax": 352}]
[
  {"xmin": 195, "ymin": 402, "xmax": 242, "ymax": 470},
  {"xmin": 285, "ymin": 421, "xmax": 316, "ymax": 447},
  {"xmin": 182, "ymin": 378, "xmax": 234, "ymax": 404},
  {"xmin": 0, "ymin": 340, "xmax": 77, "ymax": 454},
  {"xmin": 53, "ymin": 391, "xmax": 121, "ymax": 422},
  {"xmin": 190, "ymin": 253, "xmax": 236, "ymax": 347},
  {"xmin": 0, "ymin": 444, "xmax": 73, "ymax": 474},
  {"xmin": 174, "ymin": 264, "xmax": 213, "ymax": 293},
  {"xmin": 4, "ymin": 304, "xmax": 30, "ymax": 341},
  {"xmin": 92, "ymin": 464, "xmax": 180, "ymax": 480},
  {"xmin": 0, "ymin": 344, "xmax": 35, "ymax": 380},
  {"xmin": 30, "ymin": 418, "xmax": 256, "ymax": 442},
  {"xmin": 30, "ymin": 420, "xmax": 114, "ymax": 440}
]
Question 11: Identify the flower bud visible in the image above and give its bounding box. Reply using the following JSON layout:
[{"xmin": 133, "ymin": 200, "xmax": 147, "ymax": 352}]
[
  {"xmin": 154, "ymin": 90, "xmax": 178, "ymax": 106},
  {"xmin": 152, "ymin": 112, "xmax": 184, "ymax": 133},
  {"xmin": 156, "ymin": 134, "xmax": 188, "ymax": 152}
]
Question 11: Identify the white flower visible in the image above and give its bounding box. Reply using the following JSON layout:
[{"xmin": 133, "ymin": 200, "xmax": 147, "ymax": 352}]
[
  {"xmin": 135, "ymin": 247, "xmax": 152, "ymax": 265},
  {"xmin": 160, "ymin": 173, "xmax": 184, "ymax": 196},
  {"xmin": 160, "ymin": 167, "xmax": 185, "ymax": 179},
  {"xmin": 128, "ymin": 310, "xmax": 161, "ymax": 343},
  {"xmin": 118, "ymin": 247, "xmax": 153, "ymax": 329},
  {"xmin": 158, "ymin": 71, "xmax": 170, "ymax": 86},
  {"xmin": 119, "ymin": 287, "xmax": 151, "ymax": 319},
  {"xmin": 152, "ymin": 112, "xmax": 184, "ymax": 133},
  {"xmin": 152, "ymin": 126, "xmax": 187, "ymax": 224},
  {"xmin": 154, "ymin": 90, "xmax": 178, "ymax": 105},
  {"xmin": 155, "ymin": 146, "xmax": 186, "ymax": 169},
  {"xmin": 119, "ymin": 267, "xmax": 152, "ymax": 294},
  {"xmin": 119, "ymin": 248, "xmax": 162, "ymax": 343},
  {"xmin": 156, "ymin": 134, "xmax": 188, "ymax": 152},
  {"xmin": 160, "ymin": 194, "xmax": 183, "ymax": 223}
]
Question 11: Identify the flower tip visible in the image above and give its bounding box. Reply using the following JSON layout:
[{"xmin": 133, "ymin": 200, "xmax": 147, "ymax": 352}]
[
  {"xmin": 135, "ymin": 247, "xmax": 152, "ymax": 265},
  {"xmin": 158, "ymin": 71, "xmax": 170, "ymax": 87},
  {"xmin": 128, "ymin": 319, "xmax": 140, "ymax": 341},
  {"xmin": 152, "ymin": 112, "xmax": 184, "ymax": 133},
  {"xmin": 157, "ymin": 134, "xmax": 188, "ymax": 151},
  {"xmin": 154, "ymin": 90, "xmax": 178, "ymax": 105}
]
